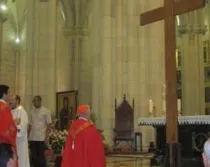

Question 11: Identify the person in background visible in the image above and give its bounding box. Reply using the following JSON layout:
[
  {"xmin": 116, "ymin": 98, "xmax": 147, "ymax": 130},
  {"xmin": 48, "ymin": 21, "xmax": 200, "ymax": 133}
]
[
  {"xmin": 0, "ymin": 143, "xmax": 16, "ymax": 167},
  {"xmin": 0, "ymin": 85, "xmax": 17, "ymax": 166},
  {"xmin": 28, "ymin": 95, "xmax": 52, "ymax": 167},
  {"xmin": 203, "ymin": 138, "xmax": 210, "ymax": 167},
  {"xmin": 10, "ymin": 95, "xmax": 30, "ymax": 167},
  {"xmin": 61, "ymin": 104, "xmax": 106, "ymax": 167}
]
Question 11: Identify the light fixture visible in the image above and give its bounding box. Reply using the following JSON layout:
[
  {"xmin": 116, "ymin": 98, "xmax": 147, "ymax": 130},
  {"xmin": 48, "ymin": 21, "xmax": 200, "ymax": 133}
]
[
  {"xmin": 0, "ymin": 4, "xmax": 8, "ymax": 11},
  {"xmin": 15, "ymin": 37, "xmax": 20, "ymax": 44}
]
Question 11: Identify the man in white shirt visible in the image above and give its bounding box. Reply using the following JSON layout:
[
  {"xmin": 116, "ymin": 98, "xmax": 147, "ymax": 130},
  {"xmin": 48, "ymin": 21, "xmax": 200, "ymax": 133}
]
[
  {"xmin": 28, "ymin": 95, "xmax": 52, "ymax": 167},
  {"xmin": 10, "ymin": 95, "xmax": 30, "ymax": 167}
]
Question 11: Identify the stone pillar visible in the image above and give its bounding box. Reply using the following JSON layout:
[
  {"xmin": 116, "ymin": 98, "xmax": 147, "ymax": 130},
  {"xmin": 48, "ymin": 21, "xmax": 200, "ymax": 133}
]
[
  {"xmin": 78, "ymin": 27, "xmax": 92, "ymax": 104},
  {"xmin": 23, "ymin": 0, "xmax": 57, "ymax": 112},
  {"xmin": 91, "ymin": 0, "xmax": 102, "ymax": 127},
  {"xmin": 56, "ymin": 12, "xmax": 72, "ymax": 92},
  {"xmin": 126, "ymin": 0, "xmax": 140, "ymax": 130},
  {"xmin": 63, "ymin": 28, "xmax": 81, "ymax": 92},
  {"xmin": 208, "ymin": 1, "xmax": 210, "ymax": 42},
  {"xmin": 139, "ymin": 0, "xmax": 165, "ymax": 118},
  {"xmin": 71, "ymin": 35, "xmax": 80, "ymax": 91},
  {"xmin": 15, "ymin": 42, "xmax": 26, "ymax": 103},
  {"xmin": 0, "ymin": 9, "xmax": 9, "ymax": 83},
  {"xmin": 0, "ymin": 22, "xmax": 3, "ymax": 80},
  {"xmin": 98, "ymin": 0, "xmax": 113, "ymax": 144},
  {"xmin": 23, "ymin": 0, "xmax": 36, "ymax": 111},
  {"xmin": 39, "ymin": 0, "xmax": 57, "ymax": 112},
  {"xmin": 14, "ymin": 48, "xmax": 20, "ymax": 94},
  {"xmin": 139, "ymin": 0, "xmax": 164, "ymax": 149},
  {"xmin": 64, "ymin": 26, "xmax": 92, "ymax": 104},
  {"xmin": 115, "ymin": 0, "xmax": 124, "ymax": 100},
  {"xmin": 178, "ymin": 11, "xmax": 206, "ymax": 115}
]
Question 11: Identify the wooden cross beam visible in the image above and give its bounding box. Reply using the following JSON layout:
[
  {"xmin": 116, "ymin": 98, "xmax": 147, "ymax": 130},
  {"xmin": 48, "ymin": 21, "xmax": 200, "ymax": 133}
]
[{"xmin": 140, "ymin": 0, "xmax": 205, "ymax": 144}]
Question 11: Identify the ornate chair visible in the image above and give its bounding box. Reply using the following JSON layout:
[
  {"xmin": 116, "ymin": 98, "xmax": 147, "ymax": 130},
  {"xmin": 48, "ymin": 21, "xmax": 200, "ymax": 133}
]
[{"xmin": 113, "ymin": 95, "xmax": 135, "ymax": 150}]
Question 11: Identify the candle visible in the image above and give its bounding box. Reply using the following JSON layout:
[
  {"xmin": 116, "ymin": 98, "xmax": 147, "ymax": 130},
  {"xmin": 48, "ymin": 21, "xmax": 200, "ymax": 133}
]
[
  {"xmin": 177, "ymin": 99, "xmax": 181, "ymax": 112},
  {"xmin": 162, "ymin": 99, "xmax": 166, "ymax": 113},
  {"xmin": 162, "ymin": 84, "xmax": 166, "ymax": 113},
  {"xmin": 149, "ymin": 99, "xmax": 153, "ymax": 114}
]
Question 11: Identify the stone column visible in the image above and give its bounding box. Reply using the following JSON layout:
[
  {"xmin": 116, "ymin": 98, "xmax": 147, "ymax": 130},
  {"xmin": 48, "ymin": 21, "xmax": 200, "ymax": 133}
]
[
  {"xmin": 78, "ymin": 27, "xmax": 92, "ymax": 104},
  {"xmin": 56, "ymin": 10, "xmax": 73, "ymax": 92},
  {"xmin": 71, "ymin": 35, "xmax": 80, "ymax": 91},
  {"xmin": 138, "ymin": 0, "xmax": 164, "ymax": 149},
  {"xmin": 77, "ymin": 0, "xmax": 94, "ymax": 104},
  {"xmin": 126, "ymin": 0, "xmax": 139, "ymax": 130},
  {"xmin": 98, "ymin": 0, "xmax": 113, "ymax": 144},
  {"xmin": 91, "ymin": 0, "xmax": 102, "ymax": 127},
  {"xmin": 23, "ymin": 0, "xmax": 36, "ymax": 111},
  {"xmin": 0, "ymin": 22, "xmax": 3, "ymax": 80},
  {"xmin": 39, "ymin": 0, "xmax": 57, "ymax": 112},
  {"xmin": 0, "ymin": 9, "xmax": 9, "ymax": 83},
  {"xmin": 63, "ymin": 28, "xmax": 81, "ymax": 91},
  {"xmin": 114, "ymin": 0, "xmax": 124, "ymax": 100},
  {"xmin": 178, "ymin": 11, "xmax": 206, "ymax": 115},
  {"xmin": 64, "ymin": 26, "xmax": 92, "ymax": 104},
  {"xmin": 14, "ymin": 48, "xmax": 20, "ymax": 94},
  {"xmin": 23, "ymin": 0, "xmax": 57, "ymax": 112},
  {"xmin": 15, "ymin": 42, "xmax": 26, "ymax": 103}
]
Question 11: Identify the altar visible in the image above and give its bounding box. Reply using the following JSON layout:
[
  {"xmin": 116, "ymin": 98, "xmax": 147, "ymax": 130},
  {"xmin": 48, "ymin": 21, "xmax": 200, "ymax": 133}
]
[{"xmin": 138, "ymin": 115, "xmax": 210, "ymax": 166}]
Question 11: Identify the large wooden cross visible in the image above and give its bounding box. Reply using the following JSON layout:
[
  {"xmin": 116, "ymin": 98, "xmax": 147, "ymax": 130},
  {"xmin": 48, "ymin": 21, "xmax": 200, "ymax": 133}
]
[{"xmin": 140, "ymin": 0, "xmax": 205, "ymax": 144}]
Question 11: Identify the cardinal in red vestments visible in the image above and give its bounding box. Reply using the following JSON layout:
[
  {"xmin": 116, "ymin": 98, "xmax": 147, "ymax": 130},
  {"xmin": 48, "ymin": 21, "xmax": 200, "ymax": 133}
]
[
  {"xmin": 0, "ymin": 85, "xmax": 17, "ymax": 166},
  {"xmin": 61, "ymin": 104, "xmax": 106, "ymax": 167}
]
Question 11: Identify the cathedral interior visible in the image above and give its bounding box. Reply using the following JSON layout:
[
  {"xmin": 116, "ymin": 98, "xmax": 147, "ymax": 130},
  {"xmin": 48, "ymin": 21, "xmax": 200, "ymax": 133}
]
[{"xmin": 1, "ymin": 0, "xmax": 210, "ymax": 166}]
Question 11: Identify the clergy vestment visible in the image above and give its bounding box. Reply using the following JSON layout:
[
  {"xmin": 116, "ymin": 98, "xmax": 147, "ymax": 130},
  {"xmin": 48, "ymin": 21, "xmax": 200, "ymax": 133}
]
[
  {"xmin": 61, "ymin": 118, "xmax": 106, "ymax": 167},
  {"xmin": 0, "ymin": 100, "xmax": 17, "ymax": 148},
  {"xmin": 0, "ymin": 100, "xmax": 17, "ymax": 167},
  {"xmin": 11, "ymin": 105, "xmax": 30, "ymax": 167}
]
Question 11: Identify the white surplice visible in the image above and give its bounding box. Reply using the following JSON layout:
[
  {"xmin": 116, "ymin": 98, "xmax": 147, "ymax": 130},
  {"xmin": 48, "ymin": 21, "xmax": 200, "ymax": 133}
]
[{"xmin": 11, "ymin": 105, "xmax": 30, "ymax": 167}]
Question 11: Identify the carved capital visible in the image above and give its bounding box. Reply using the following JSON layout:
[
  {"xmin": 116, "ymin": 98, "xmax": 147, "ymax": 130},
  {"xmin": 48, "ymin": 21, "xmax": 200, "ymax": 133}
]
[
  {"xmin": 178, "ymin": 24, "xmax": 207, "ymax": 36},
  {"xmin": 63, "ymin": 26, "xmax": 90, "ymax": 37},
  {"xmin": 193, "ymin": 25, "xmax": 208, "ymax": 34},
  {"xmin": 0, "ymin": 11, "xmax": 8, "ymax": 23},
  {"xmin": 177, "ymin": 25, "xmax": 188, "ymax": 35}
]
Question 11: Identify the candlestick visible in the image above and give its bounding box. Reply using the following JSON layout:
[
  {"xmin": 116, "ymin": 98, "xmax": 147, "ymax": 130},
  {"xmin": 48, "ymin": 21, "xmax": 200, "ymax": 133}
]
[
  {"xmin": 149, "ymin": 99, "xmax": 153, "ymax": 116},
  {"xmin": 177, "ymin": 99, "xmax": 181, "ymax": 116}
]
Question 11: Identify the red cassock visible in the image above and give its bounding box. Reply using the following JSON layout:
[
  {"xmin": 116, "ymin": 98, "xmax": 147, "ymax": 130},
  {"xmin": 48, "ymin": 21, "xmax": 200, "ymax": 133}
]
[
  {"xmin": 61, "ymin": 119, "xmax": 106, "ymax": 167},
  {"xmin": 0, "ymin": 101, "xmax": 17, "ymax": 165},
  {"xmin": 0, "ymin": 101, "xmax": 17, "ymax": 147}
]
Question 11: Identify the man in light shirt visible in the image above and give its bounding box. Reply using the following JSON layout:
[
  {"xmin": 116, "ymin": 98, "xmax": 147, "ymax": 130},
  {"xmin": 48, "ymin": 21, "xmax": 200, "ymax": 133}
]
[
  {"xmin": 10, "ymin": 95, "xmax": 30, "ymax": 167},
  {"xmin": 28, "ymin": 95, "xmax": 52, "ymax": 167}
]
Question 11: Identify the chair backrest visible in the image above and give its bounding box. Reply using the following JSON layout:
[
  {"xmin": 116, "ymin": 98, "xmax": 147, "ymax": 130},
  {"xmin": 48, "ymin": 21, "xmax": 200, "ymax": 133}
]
[{"xmin": 114, "ymin": 95, "xmax": 134, "ymax": 138}]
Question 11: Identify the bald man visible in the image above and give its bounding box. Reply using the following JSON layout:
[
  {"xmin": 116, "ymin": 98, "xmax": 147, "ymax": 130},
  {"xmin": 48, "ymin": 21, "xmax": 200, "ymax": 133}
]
[{"xmin": 203, "ymin": 138, "xmax": 210, "ymax": 167}]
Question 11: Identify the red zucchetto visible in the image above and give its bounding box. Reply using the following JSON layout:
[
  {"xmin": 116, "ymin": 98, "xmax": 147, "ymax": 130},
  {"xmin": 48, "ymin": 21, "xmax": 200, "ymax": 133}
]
[{"xmin": 77, "ymin": 104, "xmax": 89, "ymax": 114}]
